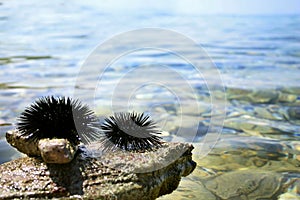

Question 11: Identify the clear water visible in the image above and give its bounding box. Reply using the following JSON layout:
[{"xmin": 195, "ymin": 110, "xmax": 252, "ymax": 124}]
[{"xmin": 1, "ymin": 1, "xmax": 300, "ymax": 199}]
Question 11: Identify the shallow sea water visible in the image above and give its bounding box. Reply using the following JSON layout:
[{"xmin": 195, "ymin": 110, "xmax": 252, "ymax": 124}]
[{"xmin": 1, "ymin": 1, "xmax": 300, "ymax": 199}]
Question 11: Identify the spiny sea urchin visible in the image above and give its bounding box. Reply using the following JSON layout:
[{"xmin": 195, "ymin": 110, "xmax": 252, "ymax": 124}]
[
  {"xmin": 17, "ymin": 96, "xmax": 100, "ymax": 145},
  {"xmin": 100, "ymin": 112, "xmax": 162, "ymax": 151}
]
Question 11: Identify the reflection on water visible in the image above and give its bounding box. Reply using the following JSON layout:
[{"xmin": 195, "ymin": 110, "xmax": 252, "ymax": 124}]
[{"xmin": 0, "ymin": 1, "xmax": 300, "ymax": 199}]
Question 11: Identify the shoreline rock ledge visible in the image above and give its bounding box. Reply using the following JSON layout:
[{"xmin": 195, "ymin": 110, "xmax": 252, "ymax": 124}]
[{"xmin": 0, "ymin": 137, "xmax": 196, "ymax": 199}]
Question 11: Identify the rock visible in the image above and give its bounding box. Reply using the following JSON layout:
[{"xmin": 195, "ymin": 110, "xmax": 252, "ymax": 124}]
[
  {"xmin": 254, "ymin": 107, "xmax": 282, "ymax": 120},
  {"xmin": 223, "ymin": 117, "xmax": 286, "ymax": 136},
  {"xmin": 281, "ymin": 87, "xmax": 300, "ymax": 95},
  {"xmin": 278, "ymin": 92, "xmax": 297, "ymax": 103},
  {"xmin": 181, "ymin": 135, "xmax": 300, "ymax": 199},
  {"xmin": 193, "ymin": 136, "xmax": 300, "ymax": 173},
  {"xmin": 248, "ymin": 90, "xmax": 279, "ymax": 104},
  {"xmin": 38, "ymin": 139, "xmax": 77, "ymax": 164},
  {"xmin": 288, "ymin": 107, "xmax": 300, "ymax": 120},
  {"xmin": 204, "ymin": 170, "xmax": 285, "ymax": 199},
  {"xmin": 227, "ymin": 88, "xmax": 280, "ymax": 104},
  {"xmin": 6, "ymin": 130, "xmax": 40, "ymax": 156},
  {"xmin": 278, "ymin": 192, "xmax": 300, "ymax": 200},
  {"xmin": 278, "ymin": 179, "xmax": 300, "ymax": 200},
  {"xmin": 157, "ymin": 178, "xmax": 217, "ymax": 200},
  {"xmin": 226, "ymin": 87, "xmax": 253, "ymax": 102},
  {"xmin": 0, "ymin": 142, "xmax": 196, "ymax": 199},
  {"xmin": 6, "ymin": 130, "xmax": 78, "ymax": 164}
]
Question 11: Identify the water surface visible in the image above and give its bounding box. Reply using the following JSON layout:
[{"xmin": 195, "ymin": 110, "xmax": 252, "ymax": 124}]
[{"xmin": 0, "ymin": 1, "xmax": 300, "ymax": 199}]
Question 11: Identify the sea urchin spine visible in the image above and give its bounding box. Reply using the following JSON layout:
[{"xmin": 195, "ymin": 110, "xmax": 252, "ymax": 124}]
[
  {"xmin": 17, "ymin": 96, "xmax": 100, "ymax": 145},
  {"xmin": 100, "ymin": 112, "xmax": 162, "ymax": 151}
]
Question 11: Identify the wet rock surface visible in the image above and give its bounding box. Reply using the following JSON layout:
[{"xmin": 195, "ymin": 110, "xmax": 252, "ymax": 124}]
[{"xmin": 0, "ymin": 142, "xmax": 196, "ymax": 199}]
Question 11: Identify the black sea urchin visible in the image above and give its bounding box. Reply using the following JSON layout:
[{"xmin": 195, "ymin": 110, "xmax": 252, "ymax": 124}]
[
  {"xmin": 17, "ymin": 96, "xmax": 100, "ymax": 145},
  {"xmin": 100, "ymin": 112, "xmax": 162, "ymax": 151}
]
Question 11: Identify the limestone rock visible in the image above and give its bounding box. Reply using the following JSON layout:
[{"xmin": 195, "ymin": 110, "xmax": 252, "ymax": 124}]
[
  {"xmin": 6, "ymin": 129, "xmax": 40, "ymax": 156},
  {"xmin": 0, "ymin": 142, "xmax": 196, "ymax": 199},
  {"xmin": 6, "ymin": 130, "xmax": 77, "ymax": 164},
  {"xmin": 38, "ymin": 138, "xmax": 77, "ymax": 164}
]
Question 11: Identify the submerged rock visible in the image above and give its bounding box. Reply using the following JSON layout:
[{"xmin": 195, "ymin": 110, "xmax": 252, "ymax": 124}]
[
  {"xmin": 226, "ymin": 88, "xmax": 280, "ymax": 103},
  {"xmin": 223, "ymin": 117, "xmax": 287, "ymax": 136},
  {"xmin": 278, "ymin": 92, "xmax": 298, "ymax": 103},
  {"xmin": 204, "ymin": 170, "xmax": 285, "ymax": 199},
  {"xmin": 288, "ymin": 107, "xmax": 300, "ymax": 120},
  {"xmin": 248, "ymin": 90, "xmax": 279, "ymax": 103},
  {"xmin": 0, "ymin": 142, "xmax": 196, "ymax": 199}
]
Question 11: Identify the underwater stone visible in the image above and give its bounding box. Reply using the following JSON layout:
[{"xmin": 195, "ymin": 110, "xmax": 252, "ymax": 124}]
[
  {"xmin": 278, "ymin": 92, "xmax": 297, "ymax": 103},
  {"xmin": 205, "ymin": 170, "xmax": 283, "ymax": 199},
  {"xmin": 226, "ymin": 88, "xmax": 280, "ymax": 103},
  {"xmin": 254, "ymin": 107, "xmax": 280, "ymax": 121},
  {"xmin": 288, "ymin": 107, "xmax": 300, "ymax": 120},
  {"xmin": 226, "ymin": 87, "xmax": 253, "ymax": 102},
  {"xmin": 204, "ymin": 170, "xmax": 284, "ymax": 199},
  {"xmin": 281, "ymin": 87, "xmax": 300, "ymax": 95},
  {"xmin": 248, "ymin": 90, "xmax": 279, "ymax": 103},
  {"xmin": 223, "ymin": 117, "xmax": 285, "ymax": 135}
]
